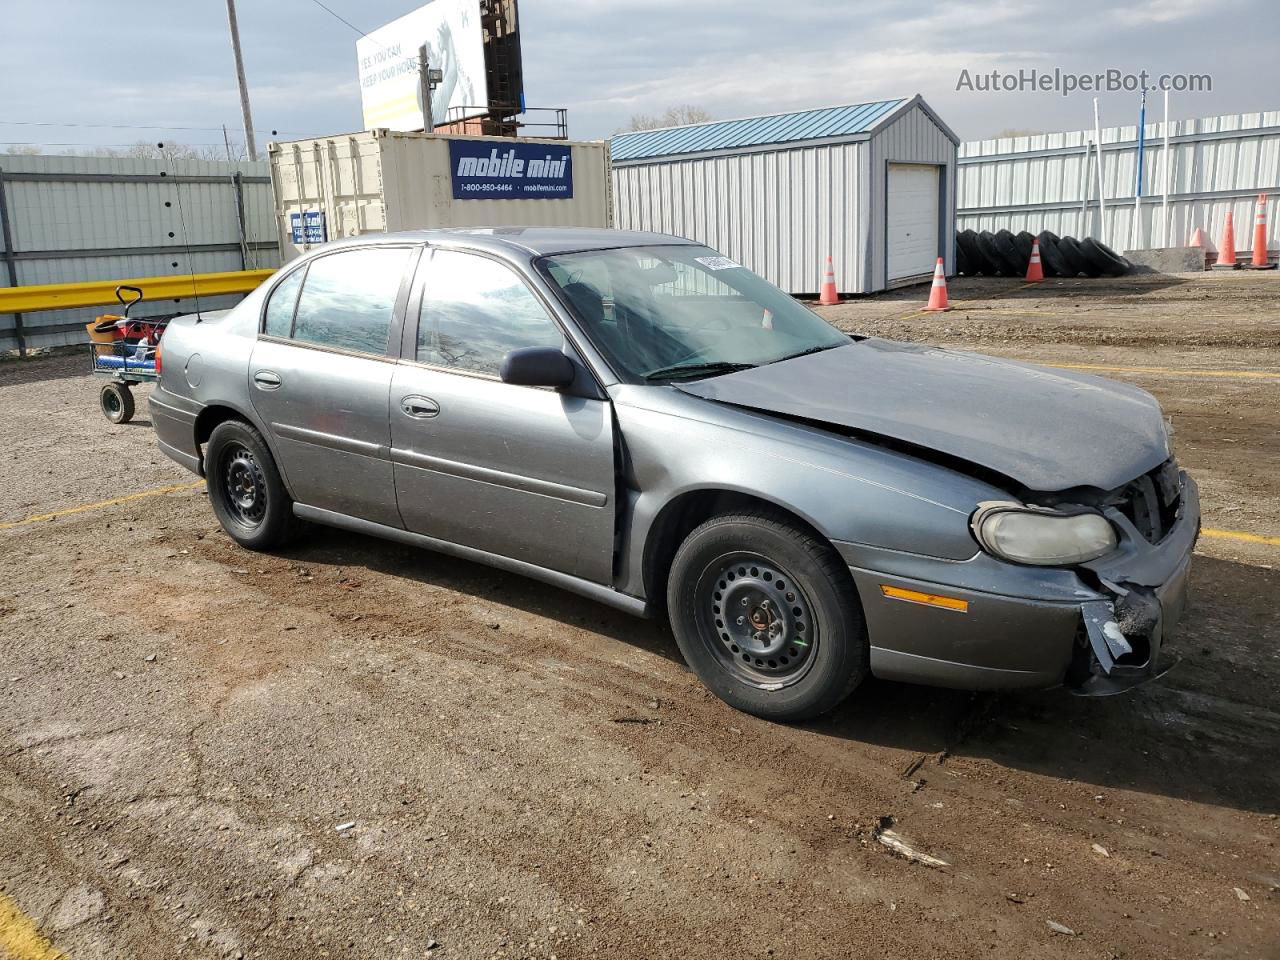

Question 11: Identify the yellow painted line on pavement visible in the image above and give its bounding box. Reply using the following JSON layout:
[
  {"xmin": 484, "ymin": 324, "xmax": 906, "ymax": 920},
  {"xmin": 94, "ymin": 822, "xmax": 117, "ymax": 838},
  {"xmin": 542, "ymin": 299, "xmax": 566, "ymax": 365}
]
[
  {"xmin": 0, "ymin": 892, "xmax": 68, "ymax": 960},
  {"xmin": 1048, "ymin": 361, "xmax": 1280, "ymax": 380},
  {"xmin": 0, "ymin": 481, "xmax": 203, "ymax": 531},
  {"xmin": 1202, "ymin": 527, "xmax": 1280, "ymax": 547}
]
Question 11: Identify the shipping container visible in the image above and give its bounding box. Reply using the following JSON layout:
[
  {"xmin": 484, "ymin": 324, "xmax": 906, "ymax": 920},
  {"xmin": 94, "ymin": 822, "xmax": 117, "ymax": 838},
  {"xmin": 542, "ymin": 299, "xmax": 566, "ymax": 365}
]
[
  {"xmin": 610, "ymin": 96, "xmax": 958, "ymax": 295},
  {"xmin": 269, "ymin": 129, "xmax": 612, "ymax": 260}
]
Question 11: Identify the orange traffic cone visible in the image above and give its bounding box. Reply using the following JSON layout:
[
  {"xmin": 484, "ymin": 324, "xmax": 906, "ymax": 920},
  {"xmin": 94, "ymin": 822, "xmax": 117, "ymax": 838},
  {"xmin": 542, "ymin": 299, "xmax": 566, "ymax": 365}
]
[
  {"xmin": 1025, "ymin": 239, "xmax": 1045, "ymax": 282},
  {"xmin": 1189, "ymin": 227, "xmax": 1204, "ymax": 248},
  {"xmin": 1248, "ymin": 193, "xmax": 1276, "ymax": 270},
  {"xmin": 923, "ymin": 258, "xmax": 951, "ymax": 311},
  {"xmin": 818, "ymin": 256, "xmax": 838, "ymax": 305},
  {"xmin": 1212, "ymin": 211, "xmax": 1239, "ymax": 270}
]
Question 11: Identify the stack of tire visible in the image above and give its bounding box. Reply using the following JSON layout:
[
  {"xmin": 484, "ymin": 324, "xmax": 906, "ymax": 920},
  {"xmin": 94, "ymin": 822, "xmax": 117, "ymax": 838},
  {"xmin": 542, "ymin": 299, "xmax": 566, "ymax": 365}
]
[{"xmin": 955, "ymin": 228, "xmax": 1130, "ymax": 278}]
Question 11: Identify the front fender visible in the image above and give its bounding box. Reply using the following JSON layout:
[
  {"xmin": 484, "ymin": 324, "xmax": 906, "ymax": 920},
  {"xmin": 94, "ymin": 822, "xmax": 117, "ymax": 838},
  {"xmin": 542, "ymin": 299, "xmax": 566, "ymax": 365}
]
[{"xmin": 611, "ymin": 386, "xmax": 1003, "ymax": 598}]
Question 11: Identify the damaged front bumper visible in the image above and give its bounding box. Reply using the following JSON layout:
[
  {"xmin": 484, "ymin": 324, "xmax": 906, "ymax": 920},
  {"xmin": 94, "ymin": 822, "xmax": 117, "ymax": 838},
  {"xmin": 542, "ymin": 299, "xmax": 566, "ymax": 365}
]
[
  {"xmin": 1068, "ymin": 471, "xmax": 1200, "ymax": 695},
  {"xmin": 839, "ymin": 471, "xmax": 1200, "ymax": 696}
]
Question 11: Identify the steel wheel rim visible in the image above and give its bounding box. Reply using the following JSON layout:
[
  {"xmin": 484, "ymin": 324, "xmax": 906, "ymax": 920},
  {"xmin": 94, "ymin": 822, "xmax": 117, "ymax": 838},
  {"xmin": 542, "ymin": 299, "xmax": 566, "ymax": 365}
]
[
  {"xmin": 694, "ymin": 551, "xmax": 818, "ymax": 689},
  {"xmin": 102, "ymin": 390, "xmax": 121, "ymax": 415},
  {"xmin": 222, "ymin": 443, "xmax": 268, "ymax": 528}
]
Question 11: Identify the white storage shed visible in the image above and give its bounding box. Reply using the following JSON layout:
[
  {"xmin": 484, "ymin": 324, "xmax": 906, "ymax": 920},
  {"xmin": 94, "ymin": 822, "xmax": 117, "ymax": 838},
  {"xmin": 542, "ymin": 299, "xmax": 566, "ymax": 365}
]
[{"xmin": 610, "ymin": 95, "xmax": 959, "ymax": 295}]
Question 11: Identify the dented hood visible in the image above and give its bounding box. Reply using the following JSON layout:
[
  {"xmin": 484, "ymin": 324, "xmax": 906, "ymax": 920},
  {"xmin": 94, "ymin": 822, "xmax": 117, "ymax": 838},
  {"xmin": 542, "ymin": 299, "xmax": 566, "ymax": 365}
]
[{"xmin": 675, "ymin": 339, "xmax": 1170, "ymax": 492}]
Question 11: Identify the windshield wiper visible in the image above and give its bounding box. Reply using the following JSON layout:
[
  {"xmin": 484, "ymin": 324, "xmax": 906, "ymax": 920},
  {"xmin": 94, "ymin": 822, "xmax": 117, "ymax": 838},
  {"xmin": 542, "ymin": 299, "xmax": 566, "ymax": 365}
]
[
  {"xmin": 644, "ymin": 360, "xmax": 756, "ymax": 382},
  {"xmin": 770, "ymin": 342, "xmax": 846, "ymax": 365}
]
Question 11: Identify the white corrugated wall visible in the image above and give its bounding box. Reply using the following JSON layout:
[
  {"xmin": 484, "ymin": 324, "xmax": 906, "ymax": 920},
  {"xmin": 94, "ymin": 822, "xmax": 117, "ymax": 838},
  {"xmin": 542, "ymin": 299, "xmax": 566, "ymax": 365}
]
[
  {"xmin": 0, "ymin": 154, "xmax": 278, "ymax": 350},
  {"xmin": 613, "ymin": 143, "xmax": 865, "ymax": 295},
  {"xmin": 957, "ymin": 110, "xmax": 1280, "ymax": 256}
]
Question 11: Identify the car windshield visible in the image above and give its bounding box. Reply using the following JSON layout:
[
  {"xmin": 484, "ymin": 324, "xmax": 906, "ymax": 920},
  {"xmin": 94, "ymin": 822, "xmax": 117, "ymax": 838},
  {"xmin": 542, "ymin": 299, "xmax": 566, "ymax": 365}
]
[{"xmin": 539, "ymin": 245, "xmax": 851, "ymax": 382}]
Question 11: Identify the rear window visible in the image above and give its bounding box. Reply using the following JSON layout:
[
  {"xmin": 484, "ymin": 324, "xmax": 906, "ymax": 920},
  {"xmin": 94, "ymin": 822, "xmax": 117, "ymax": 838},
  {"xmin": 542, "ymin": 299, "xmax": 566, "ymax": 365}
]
[{"xmin": 262, "ymin": 268, "xmax": 304, "ymax": 338}]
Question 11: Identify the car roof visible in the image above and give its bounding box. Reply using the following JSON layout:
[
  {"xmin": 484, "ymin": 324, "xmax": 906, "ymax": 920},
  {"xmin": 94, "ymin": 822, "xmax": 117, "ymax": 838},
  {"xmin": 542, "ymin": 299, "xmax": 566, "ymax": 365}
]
[{"xmin": 319, "ymin": 227, "xmax": 698, "ymax": 258}]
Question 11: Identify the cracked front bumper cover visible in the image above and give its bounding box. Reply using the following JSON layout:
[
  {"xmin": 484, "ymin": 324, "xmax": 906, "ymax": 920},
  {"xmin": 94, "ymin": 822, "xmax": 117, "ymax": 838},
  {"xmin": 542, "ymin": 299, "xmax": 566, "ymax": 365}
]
[{"xmin": 1068, "ymin": 472, "xmax": 1199, "ymax": 697}]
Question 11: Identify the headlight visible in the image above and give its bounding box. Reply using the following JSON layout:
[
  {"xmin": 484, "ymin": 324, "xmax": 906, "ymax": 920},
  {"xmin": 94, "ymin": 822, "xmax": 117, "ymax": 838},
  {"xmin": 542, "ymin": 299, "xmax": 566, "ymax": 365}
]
[{"xmin": 972, "ymin": 502, "xmax": 1117, "ymax": 566}]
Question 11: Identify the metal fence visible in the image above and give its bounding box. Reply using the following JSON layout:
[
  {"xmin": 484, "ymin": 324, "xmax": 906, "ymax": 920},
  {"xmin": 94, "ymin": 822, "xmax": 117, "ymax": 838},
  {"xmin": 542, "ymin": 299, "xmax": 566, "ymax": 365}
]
[
  {"xmin": 0, "ymin": 154, "xmax": 281, "ymax": 353},
  {"xmin": 956, "ymin": 110, "xmax": 1280, "ymax": 255}
]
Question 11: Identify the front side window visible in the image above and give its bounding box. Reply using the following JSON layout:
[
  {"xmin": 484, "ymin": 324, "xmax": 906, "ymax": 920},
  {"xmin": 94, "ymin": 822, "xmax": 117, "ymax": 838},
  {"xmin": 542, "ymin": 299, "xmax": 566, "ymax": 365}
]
[
  {"xmin": 540, "ymin": 245, "xmax": 850, "ymax": 383},
  {"xmin": 417, "ymin": 250, "xmax": 563, "ymax": 376},
  {"xmin": 287, "ymin": 247, "xmax": 413, "ymax": 354}
]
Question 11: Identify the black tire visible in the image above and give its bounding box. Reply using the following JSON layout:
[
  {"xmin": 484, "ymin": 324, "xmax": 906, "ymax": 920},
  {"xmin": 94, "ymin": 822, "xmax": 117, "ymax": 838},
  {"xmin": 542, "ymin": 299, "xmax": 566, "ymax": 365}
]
[
  {"xmin": 100, "ymin": 382, "xmax": 134, "ymax": 424},
  {"xmin": 975, "ymin": 231, "xmax": 1006, "ymax": 275},
  {"xmin": 1037, "ymin": 231, "xmax": 1068, "ymax": 278},
  {"xmin": 666, "ymin": 511, "xmax": 868, "ymax": 722},
  {"xmin": 956, "ymin": 230, "xmax": 984, "ymax": 275},
  {"xmin": 205, "ymin": 419, "xmax": 304, "ymax": 551},
  {"xmin": 994, "ymin": 229, "xmax": 1027, "ymax": 275},
  {"xmin": 954, "ymin": 236, "xmax": 973, "ymax": 276},
  {"xmin": 1080, "ymin": 237, "xmax": 1129, "ymax": 276},
  {"xmin": 1014, "ymin": 230, "xmax": 1036, "ymax": 271},
  {"xmin": 1056, "ymin": 236, "xmax": 1092, "ymax": 277}
]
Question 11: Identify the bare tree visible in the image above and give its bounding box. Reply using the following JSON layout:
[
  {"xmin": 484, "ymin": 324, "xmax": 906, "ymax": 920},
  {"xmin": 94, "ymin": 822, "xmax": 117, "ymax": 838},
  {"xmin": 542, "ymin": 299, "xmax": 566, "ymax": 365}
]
[
  {"xmin": 3, "ymin": 140, "xmax": 249, "ymax": 160},
  {"xmin": 66, "ymin": 140, "xmax": 250, "ymax": 161},
  {"xmin": 619, "ymin": 105, "xmax": 713, "ymax": 134}
]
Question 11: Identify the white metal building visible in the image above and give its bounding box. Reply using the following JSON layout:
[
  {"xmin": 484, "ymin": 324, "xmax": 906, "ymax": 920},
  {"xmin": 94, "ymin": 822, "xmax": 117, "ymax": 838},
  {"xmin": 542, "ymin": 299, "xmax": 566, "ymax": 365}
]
[{"xmin": 610, "ymin": 95, "xmax": 959, "ymax": 295}]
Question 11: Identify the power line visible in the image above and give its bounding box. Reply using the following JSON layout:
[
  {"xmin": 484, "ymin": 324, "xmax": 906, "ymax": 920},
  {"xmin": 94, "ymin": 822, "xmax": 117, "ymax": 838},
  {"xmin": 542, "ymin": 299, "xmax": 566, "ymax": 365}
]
[
  {"xmin": 0, "ymin": 141, "xmax": 246, "ymax": 148},
  {"xmin": 303, "ymin": 0, "xmax": 372, "ymax": 38},
  {"xmin": 0, "ymin": 120, "xmax": 289, "ymax": 134},
  {"xmin": 301, "ymin": 0, "xmax": 424, "ymax": 67}
]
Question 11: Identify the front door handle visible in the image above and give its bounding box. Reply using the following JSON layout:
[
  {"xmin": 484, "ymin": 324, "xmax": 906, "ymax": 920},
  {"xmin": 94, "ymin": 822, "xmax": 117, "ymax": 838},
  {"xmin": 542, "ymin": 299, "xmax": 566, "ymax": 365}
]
[
  {"xmin": 253, "ymin": 370, "xmax": 282, "ymax": 390},
  {"xmin": 400, "ymin": 395, "xmax": 440, "ymax": 419}
]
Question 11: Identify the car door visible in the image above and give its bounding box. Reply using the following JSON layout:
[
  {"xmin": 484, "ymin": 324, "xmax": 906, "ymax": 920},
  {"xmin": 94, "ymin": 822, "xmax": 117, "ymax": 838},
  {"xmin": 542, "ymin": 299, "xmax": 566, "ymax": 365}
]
[
  {"xmin": 249, "ymin": 244, "xmax": 419, "ymax": 528},
  {"xmin": 390, "ymin": 247, "xmax": 616, "ymax": 584}
]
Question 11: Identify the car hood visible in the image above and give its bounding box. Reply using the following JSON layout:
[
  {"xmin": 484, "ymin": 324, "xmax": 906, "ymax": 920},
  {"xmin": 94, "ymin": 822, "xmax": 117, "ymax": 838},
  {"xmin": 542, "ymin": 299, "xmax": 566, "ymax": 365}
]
[{"xmin": 674, "ymin": 338, "xmax": 1170, "ymax": 492}]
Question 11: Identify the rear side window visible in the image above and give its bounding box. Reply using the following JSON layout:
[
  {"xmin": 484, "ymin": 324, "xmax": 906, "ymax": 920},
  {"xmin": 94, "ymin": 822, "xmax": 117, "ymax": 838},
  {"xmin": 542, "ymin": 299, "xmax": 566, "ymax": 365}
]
[
  {"xmin": 262, "ymin": 268, "xmax": 304, "ymax": 338},
  {"xmin": 417, "ymin": 250, "xmax": 563, "ymax": 375},
  {"xmin": 290, "ymin": 247, "xmax": 413, "ymax": 354}
]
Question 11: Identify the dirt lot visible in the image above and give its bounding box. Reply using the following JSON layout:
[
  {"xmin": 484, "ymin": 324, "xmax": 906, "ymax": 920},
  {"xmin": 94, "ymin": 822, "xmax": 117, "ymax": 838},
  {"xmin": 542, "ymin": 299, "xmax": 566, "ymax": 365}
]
[{"xmin": 1, "ymin": 271, "xmax": 1277, "ymax": 960}]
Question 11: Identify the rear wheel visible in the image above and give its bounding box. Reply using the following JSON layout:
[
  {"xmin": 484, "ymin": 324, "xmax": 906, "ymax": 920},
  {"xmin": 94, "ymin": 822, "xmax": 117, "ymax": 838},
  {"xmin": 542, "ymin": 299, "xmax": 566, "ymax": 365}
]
[
  {"xmin": 205, "ymin": 419, "xmax": 303, "ymax": 550},
  {"xmin": 667, "ymin": 512, "xmax": 868, "ymax": 721},
  {"xmin": 100, "ymin": 382, "xmax": 134, "ymax": 423}
]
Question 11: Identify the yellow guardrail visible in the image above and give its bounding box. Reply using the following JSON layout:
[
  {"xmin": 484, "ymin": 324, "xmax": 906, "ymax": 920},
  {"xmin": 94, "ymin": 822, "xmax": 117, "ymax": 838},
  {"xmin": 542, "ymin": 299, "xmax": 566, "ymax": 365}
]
[{"xmin": 0, "ymin": 269, "xmax": 276, "ymax": 314}]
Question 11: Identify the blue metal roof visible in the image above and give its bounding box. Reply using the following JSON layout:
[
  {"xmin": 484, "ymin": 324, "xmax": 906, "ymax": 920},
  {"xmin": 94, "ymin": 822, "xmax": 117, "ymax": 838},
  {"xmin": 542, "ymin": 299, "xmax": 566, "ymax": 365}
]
[{"xmin": 610, "ymin": 99, "xmax": 908, "ymax": 162}]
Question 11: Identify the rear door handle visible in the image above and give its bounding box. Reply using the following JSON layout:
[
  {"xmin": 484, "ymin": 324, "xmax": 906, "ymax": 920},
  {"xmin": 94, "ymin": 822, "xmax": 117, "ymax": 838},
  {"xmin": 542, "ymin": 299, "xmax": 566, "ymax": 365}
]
[
  {"xmin": 400, "ymin": 395, "xmax": 440, "ymax": 419},
  {"xmin": 253, "ymin": 370, "xmax": 282, "ymax": 390}
]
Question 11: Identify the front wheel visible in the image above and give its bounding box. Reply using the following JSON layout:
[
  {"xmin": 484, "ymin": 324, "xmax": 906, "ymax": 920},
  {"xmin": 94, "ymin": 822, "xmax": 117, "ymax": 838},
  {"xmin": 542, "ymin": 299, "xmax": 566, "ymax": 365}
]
[
  {"xmin": 667, "ymin": 512, "xmax": 868, "ymax": 721},
  {"xmin": 205, "ymin": 419, "xmax": 304, "ymax": 551}
]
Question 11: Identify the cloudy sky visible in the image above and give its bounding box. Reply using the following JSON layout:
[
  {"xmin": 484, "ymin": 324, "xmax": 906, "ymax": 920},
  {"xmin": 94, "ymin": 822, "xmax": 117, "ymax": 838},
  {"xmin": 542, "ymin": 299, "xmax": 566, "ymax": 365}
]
[{"xmin": 3, "ymin": 0, "xmax": 1271, "ymax": 154}]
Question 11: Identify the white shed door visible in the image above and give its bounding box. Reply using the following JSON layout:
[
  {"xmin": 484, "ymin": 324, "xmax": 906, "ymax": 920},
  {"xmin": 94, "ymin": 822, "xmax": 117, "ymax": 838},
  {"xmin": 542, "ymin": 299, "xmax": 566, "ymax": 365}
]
[{"xmin": 886, "ymin": 164, "xmax": 940, "ymax": 282}]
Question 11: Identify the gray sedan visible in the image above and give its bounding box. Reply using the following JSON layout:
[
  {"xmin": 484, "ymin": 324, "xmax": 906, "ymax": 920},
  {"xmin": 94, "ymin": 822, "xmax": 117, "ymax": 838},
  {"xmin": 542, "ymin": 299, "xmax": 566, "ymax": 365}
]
[{"xmin": 149, "ymin": 228, "xmax": 1198, "ymax": 720}]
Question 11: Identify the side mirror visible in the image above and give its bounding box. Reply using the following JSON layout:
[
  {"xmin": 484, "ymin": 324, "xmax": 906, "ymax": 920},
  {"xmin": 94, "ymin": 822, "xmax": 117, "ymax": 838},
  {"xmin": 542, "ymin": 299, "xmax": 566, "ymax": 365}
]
[{"xmin": 499, "ymin": 346, "xmax": 576, "ymax": 389}]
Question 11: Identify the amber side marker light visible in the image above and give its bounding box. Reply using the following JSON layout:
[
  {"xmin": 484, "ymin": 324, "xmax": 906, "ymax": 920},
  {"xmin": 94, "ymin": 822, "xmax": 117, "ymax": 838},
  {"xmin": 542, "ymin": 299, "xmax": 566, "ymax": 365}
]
[{"xmin": 880, "ymin": 585, "xmax": 969, "ymax": 613}]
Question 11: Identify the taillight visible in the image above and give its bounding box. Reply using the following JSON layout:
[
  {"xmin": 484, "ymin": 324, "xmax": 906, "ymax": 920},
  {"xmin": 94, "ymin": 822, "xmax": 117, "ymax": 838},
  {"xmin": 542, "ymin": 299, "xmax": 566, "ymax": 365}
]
[{"xmin": 155, "ymin": 346, "xmax": 163, "ymax": 376}]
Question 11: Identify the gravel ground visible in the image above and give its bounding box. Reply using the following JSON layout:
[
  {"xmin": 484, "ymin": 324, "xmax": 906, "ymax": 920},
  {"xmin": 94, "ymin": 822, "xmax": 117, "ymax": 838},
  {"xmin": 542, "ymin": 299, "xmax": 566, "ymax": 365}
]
[{"xmin": 1, "ymin": 272, "xmax": 1277, "ymax": 960}]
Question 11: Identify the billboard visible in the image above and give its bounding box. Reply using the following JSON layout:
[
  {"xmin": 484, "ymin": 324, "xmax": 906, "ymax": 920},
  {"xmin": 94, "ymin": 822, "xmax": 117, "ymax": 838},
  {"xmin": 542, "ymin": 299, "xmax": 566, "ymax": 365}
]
[
  {"xmin": 357, "ymin": 0, "xmax": 488, "ymax": 131},
  {"xmin": 448, "ymin": 140, "xmax": 573, "ymax": 199}
]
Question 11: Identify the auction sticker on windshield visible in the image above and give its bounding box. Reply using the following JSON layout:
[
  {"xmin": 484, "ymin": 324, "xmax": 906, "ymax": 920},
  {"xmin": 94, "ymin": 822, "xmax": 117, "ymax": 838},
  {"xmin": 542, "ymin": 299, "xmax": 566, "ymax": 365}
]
[{"xmin": 695, "ymin": 256, "xmax": 741, "ymax": 271}]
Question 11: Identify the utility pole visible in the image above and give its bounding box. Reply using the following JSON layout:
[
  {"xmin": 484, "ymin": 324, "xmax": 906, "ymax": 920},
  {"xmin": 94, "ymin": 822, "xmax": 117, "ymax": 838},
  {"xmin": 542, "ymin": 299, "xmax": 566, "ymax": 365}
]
[
  {"xmin": 225, "ymin": 0, "xmax": 258, "ymax": 161},
  {"xmin": 418, "ymin": 45, "xmax": 443, "ymax": 133}
]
